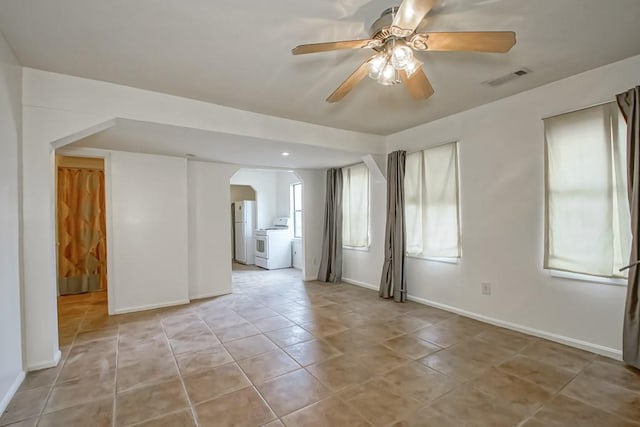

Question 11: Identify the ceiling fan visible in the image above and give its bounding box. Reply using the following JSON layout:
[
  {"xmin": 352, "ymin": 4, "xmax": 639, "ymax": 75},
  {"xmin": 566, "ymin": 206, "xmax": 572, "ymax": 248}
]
[{"xmin": 291, "ymin": 0, "xmax": 516, "ymax": 103}]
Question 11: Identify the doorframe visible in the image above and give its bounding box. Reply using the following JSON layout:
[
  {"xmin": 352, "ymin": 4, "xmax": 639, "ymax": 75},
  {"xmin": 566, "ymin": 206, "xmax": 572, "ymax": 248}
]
[{"xmin": 54, "ymin": 147, "xmax": 116, "ymax": 315}]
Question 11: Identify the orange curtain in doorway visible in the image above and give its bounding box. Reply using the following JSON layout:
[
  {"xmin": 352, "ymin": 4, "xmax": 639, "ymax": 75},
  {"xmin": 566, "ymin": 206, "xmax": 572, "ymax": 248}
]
[{"xmin": 57, "ymin": 167, "xmax": 107, "ymax": 295}]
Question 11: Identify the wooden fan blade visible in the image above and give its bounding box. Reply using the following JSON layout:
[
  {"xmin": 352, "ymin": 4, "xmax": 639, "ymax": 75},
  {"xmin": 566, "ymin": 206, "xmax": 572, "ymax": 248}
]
[
  {"xmin": 419, "ymin": 31, "xmax": 516, "ymax": 52},
  {"xmin": 292, "ymin": 39, "xmax": 381, "ymax": 55},
  {"xmin": 326, "ymin": 58, "xmax": 372, "ymax": 103},
  {"xmin": 391, "ymin": 0, "xmax": 437, "ymax": 37},
  {"xmin": 401, "ymin": 68, "xmax": 434, "ymax": 100}
]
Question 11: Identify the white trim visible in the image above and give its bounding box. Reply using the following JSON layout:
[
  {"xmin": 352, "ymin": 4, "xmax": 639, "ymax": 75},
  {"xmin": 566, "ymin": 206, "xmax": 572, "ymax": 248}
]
[
  {"xmin": 189, "ymin": 291, "xmax": 231, "ymax": 301},
  {"xmin": 548, "ymin": 269, "xmax": 627, "ymax": 287},
  {"xmin": 0, "ymin": 371, "xmax": 25, "ymax": 415},
  {"xmin": 112, "ymin": 299, "xmax": 190, "ymax": 315},
  {"xmin": 343, "ymin": 278, "xmax": 622, "ymax": 360},
  {"xmin": 342, "ymin": 277, "xmax": 378, "ymax": 291},
  {"xmin": 407, "ymin": 255, "xmax": 460, "ymax": 264},
  {"xmin": 343, "ymin": 245, "xmax": 370, "ymax": 252},
  {"xmin": 27, "ymin": 349, "xmax": 61, "ymax": 371}
]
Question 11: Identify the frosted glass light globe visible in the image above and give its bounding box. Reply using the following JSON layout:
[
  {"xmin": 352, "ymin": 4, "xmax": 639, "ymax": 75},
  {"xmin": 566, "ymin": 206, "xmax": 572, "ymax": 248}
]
[
  {"xmin": 391, "ymin": 45, "xmax": 414, "ymax": 70},
  {"xmin": 368, "ymin": 54, "xmax": 388, "ymax": 80},
  {"xmin": 378, "ymin": 63, "xmax": 396, "ymax": 85}
]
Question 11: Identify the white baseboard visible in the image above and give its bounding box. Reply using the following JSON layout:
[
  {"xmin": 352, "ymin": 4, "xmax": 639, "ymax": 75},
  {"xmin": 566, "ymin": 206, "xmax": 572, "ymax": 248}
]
[
  {"xmin": 27, "ymin": 349, "xmax": 62, "ymax": 371},
  {"xmin": 190, "ymin": 291, "xmax": 231, "ymax": 301},
  {"xmin": 112, "ymin": 299, "xmax": 190, "ymax": 314},
  {"xmin": 342, "ymin": 277, "xmax": 378, "ymax": 291},
  {"xmin": 0, "ymin": 371, "xmax": 26, "ymax": 414},
  {"xmin": 342, "ymin": 277, "xmax": 622, "ymax": 360}
]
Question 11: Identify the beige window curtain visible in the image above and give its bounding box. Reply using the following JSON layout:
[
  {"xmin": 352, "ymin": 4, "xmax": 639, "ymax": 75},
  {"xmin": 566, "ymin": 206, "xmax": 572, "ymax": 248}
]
[
  {"xmin": 544, "ymin": 102, "xmax": 631, "ymax": 277},
  {"xmin": 405, "ymin": 142, "xmax": 461, "ymax": 258},
  {"xmin": 57, "ymin": 167, "xmax": 108, "ymax": 295},
  {"xmin": 342, "ymin": 163, "xmax": 370, "ymax": 248}
]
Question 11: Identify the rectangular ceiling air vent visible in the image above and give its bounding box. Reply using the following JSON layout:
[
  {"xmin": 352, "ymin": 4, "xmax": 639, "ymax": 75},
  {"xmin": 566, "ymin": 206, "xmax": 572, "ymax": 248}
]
[{"xmin": 483, "ymin": 68, "xmax": 532, "ymax": 87}]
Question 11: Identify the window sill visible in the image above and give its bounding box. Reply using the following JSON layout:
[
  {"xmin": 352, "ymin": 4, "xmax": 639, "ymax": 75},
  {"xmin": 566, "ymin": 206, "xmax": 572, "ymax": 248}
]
[
  {"xmin": 343, "ymin": 245, "xmax": 370, "ymax": 252},
  {"xmin": 548, "ymin": 269, "xmax": 627, "ymax": 286},
  {"xmin": 407, "ymin": 255, "xmax": 460, "ymax": 264}
]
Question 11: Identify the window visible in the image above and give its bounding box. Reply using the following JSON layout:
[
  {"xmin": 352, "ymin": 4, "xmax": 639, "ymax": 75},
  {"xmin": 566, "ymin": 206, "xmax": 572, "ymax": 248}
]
[
  {"xmin": 292, "ymin": 183, "xmax": 302, "ymax": 238},
  {"xmin": 544, "ymin": 102, "xmax": 630, "ymax": 278},
  {"xmin": 405, "ymin": 142, "xmax": 461, "ymax": 259},
  {"xmin": 342, "ymin": 163, "xmax": 370, "ymax": 248}
]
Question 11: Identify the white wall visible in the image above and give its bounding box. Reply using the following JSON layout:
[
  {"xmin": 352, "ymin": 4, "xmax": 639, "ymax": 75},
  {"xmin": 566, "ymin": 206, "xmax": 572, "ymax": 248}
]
[
  {"xmin": 20, "ymin": 67, "xmax": 367, "ymax": 369},
  {"xmin": 230, "ymin": 169, "xmax": 277, "ymax": 229},
  {"xmin": 275, "ymin": 171, "xmax": 300, "ymax": 218},
  {"xmin": 110, "ymin": 151, "xmax": 189, "ymax": 312},
  {"xmin": 342, "ymin": 161, "xmax": 386, "ymax": 288},
  {"xmin": 0, "ymin": 31, "xmax": 25, "ymax": 412},
  {"xmin": 188, "ymin": 161, "xmax": 238, "ymax": 299},
  {"xmin": 297, "ymin": 170, "xmax": 326, "ymax": 281},
  {"xmin": 344, "ymin": 54, "xmax": 640, "ymax": 358}
]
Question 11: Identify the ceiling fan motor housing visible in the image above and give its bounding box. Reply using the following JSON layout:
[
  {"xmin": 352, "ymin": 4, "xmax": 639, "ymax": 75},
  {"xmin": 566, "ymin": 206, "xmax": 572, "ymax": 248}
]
[{"xmin": 369, "ymin": 7, "xmax": 400, "ymax": 42}]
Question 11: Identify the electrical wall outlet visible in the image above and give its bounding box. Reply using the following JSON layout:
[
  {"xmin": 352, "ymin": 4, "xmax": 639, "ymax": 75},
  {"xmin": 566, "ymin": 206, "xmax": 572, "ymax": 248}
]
[{"xmin": 481, "ymin": 281, "xmax": 492, "ymax": 295}]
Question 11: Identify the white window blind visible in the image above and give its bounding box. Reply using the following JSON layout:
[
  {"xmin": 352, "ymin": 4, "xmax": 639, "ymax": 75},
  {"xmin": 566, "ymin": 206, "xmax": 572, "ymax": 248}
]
[
  {"xmin": 342, "ymin": 163, "xmax": 370, "ymax": 248},
  {"xmin": 405, "ymin": 142, "xmax": 461, "ymax": 258},
  {"xmin": 544, "ymin": 102, "xmax": 630, "ymax": 278}
]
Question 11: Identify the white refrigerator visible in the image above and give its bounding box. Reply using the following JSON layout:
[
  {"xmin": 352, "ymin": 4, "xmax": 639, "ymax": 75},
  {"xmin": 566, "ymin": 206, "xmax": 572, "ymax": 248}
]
[{"xmin": 233, "ymin": 201, "xmax": 256, "ymax": 264}]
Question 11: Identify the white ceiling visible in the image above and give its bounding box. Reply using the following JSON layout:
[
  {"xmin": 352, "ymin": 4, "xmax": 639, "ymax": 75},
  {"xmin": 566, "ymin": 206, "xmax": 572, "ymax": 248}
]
[
  {"xmin": 66, "ymin": 119, "xmax": 367, "ymax": 170},
  {"xmin": 2, "ymin": 0, "xmax": 640, "ymax": 135}
]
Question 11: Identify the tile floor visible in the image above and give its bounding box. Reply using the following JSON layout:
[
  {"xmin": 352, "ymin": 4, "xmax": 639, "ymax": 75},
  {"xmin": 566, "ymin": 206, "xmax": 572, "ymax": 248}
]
[{"xmin": 2, "ymin": 265, "xmax": 640, "ymax": 426}]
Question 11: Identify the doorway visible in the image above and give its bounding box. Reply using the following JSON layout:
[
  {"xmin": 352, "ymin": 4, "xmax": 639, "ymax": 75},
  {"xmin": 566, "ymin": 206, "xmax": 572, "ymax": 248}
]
[{"xmin": 55, "ymin": 155, "xmax": 109, "ymax": 346}]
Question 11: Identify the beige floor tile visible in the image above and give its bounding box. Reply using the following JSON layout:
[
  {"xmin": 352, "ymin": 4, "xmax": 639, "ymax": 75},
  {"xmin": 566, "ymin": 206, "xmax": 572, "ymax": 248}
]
[
  {"xmin": 116, "ymin": 378, "xmax": 188, "ymax": 426},
  {"xmin": 474, "ymin": 327, "xmax": 535, "ymax": 353},
  {"xmin": 265, "ymin": 325, "xmax": 314, "ymax": 347},
  {"xmin": 31, "ymin": 270, "xmax": 626, "ymax": 427},
  {"xmin": 131, "ymin": 409, "xmax": 196, "ymax": 427},
  {"xmin": 520, "ymin": 339, "xmax": 596, "ymax": 373},
  {"xmin": 37, "ymin": 397, "xmax": 113, "ymax": 427},
  {"xmin": 412, "ymin": 322, "xmax": 477, "ymax": 348},
  {"xmin": 214, "ymin": 322, "xmax": 261, "ymax": 342},
  {"xmin": 382, "ymin": 334, "xmax": 442, "ymax": 359},
  {"xmin": 382, "ymin": 362, "xmax": 456, "ymax": 404},
  {"xmin": 580, "ymin": 359, "xmax": 640, "ymax": 393},
  {"xmin": 116, "ymin": 355, "xmax": 179, "ymax": 392},
  {"xmin": 74, "ymin": 326, "xmax": 119, "ymax": 344},
  {"xmin": 281, "ymin": 397, "xmax": 371, "ymax": 427},
  {"xmin": 183, "ymin": 363, "xmax": 251, "ymax": 404},
  {"xmin": 237, "ymin": 307, "xmax": 280, "ymax": 322},
  {"xmin": 533, "ymin": 394, "xmax": 638, "ymax": 427},
  {"xmin": 175, "ymin": 345, "xmax": 234, "ymax": 376},
  {"xmin": 252, "ymin": 315, "xmax": 295, "ymax": 333},
  {"xmin": 390, "ymin": 407, "xmax": 458, "ymax": 427},
  {"xmin": 354, "ymin": 344, "xmax": 410, "ymax": 373},
  {"xmin": 429, "ymin": 385, "xmax": 525, "ymax": 427},
  {"xmin": 468, "ymin": 368, "xmax": 553, "ymax": 417},
  {"xmin": 237, "ymin": 349, "xmax": 300, "ymax": 384},
  {"xmin": 45, "ymin": 369, "xmax": 115, "ymax": 413},
  {"xmin": 1, "ymin": 418, "xmax": 38, "ymax": 427},
  {"xmin": 300, "ymin": 319, "xmax": 349, "ymax": 338},
  {"xmin": 498, "ymin": 355, "xmax": 576, "ymax": 393},
  {"xmin": 0, "ymin": 385, "xmax": 50, "ymax": 425},
  {"xmin": 284, "ymin": 339, "xmax": 342, "ymax": 366},
  {"xmin": 169, "ymin": 331, "xmax": 220, "ymax": 355},
  {"xmin": 322, "ymin": 330, "xmax": 378, "ymax": 353},
  {"xmin": 19, "ymin": 365, "xmax": 61, "ymax": 391},
  {"xmin": 257, "ymin": 369, "xmax": 330, "ymax": 416},
  {"xmin": 195, "ymin": 387, "xmax": 275, "ymax": 427},
  {"xmin": 418, "ymin": 347, "xmax": 490, "ymax": 381},
  {"xmin": 561, "ymin": 373, "xmax": 640, "ymax": 422},
  {"xmin": 223, "ymin": 334, "xmax": 279, "ymax": 360},
  {"xmin": 305, "ymin": 354, "xmax": 375, "ymax": 391},
  {"xmin": 339, "ymin": 379, "xmax": 423, "ymax": 426}
]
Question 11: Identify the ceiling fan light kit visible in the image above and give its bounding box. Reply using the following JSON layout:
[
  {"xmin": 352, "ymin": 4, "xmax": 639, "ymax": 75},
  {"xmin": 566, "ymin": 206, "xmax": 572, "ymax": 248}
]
[{"xmin": 291, "ymin": 0, "xmax": 516, "ymax": 103}]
